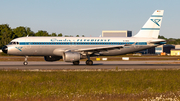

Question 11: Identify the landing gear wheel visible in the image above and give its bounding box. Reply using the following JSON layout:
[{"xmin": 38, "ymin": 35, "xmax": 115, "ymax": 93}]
[
  {"xmin": 23, "ymin": 56, "xmax": 28, "ymax": 65},
  {"xmin": 86, "ymin": 60, "xmax": 93, "ymax": 65},
  {"xmin": 73, "ymin": 61, "xmax": 80, "ymax": 65},
  {"xmin": 23, "ymin": 61, "xmax": 28, "ymax": 65}
]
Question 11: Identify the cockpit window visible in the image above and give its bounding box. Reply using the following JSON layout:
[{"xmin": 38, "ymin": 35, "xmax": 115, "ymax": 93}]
[{"xmin": 8, "ymin": 42, "xmax": 19, "ymax": 45}]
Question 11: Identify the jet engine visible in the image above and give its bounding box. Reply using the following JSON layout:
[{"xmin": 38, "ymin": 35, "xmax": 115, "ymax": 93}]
[
  {"xmin": 63, "ymin": 52, "xmax": 81, "ymax": 62},
  {"xmin": 44, "ymin": 56, "xmax": 62, "ymax": 62}
]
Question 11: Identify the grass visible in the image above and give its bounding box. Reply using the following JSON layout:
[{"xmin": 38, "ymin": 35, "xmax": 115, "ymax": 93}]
[{"xmin": 0, "ymin": 70, "xmax": 180, "ymax": 100}]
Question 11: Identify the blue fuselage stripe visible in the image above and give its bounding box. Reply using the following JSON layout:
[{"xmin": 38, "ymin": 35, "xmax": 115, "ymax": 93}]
[{"xmin": 19, "ymin": 42, "xmax": 148, "ymax": 45}]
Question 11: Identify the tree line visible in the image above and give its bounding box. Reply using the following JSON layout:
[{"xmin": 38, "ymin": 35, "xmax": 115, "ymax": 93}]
[
  {"xmin": 158, "ymin": 35, "xmax": 180, "ymax": 45},
  {"xmin": 0, "ymin": 24, "xmax": 84, "ymax": 48}
]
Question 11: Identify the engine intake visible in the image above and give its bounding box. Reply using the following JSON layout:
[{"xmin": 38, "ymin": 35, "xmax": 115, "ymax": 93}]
[
  {"xmin": 63, "ymin": 52, "xmax": 80, "ymax": 62},
  {"xmin": 44, "ymin": 56, "xmax": 62, "ymax": 62}
]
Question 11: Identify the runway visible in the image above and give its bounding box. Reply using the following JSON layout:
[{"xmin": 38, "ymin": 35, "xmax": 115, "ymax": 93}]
[{"xmin": 0, "ymin": 61, "xmax": 180, "ymax": 70}]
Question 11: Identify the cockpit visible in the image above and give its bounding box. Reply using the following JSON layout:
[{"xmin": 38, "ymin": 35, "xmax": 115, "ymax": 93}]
[{"xmin": 8, "ymin": 42, "xmax": 19, "ymax": 45}]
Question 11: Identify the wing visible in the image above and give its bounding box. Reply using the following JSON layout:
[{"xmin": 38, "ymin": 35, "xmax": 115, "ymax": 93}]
[
  {"xmin": 53, "ymin": 45, "xmax": 128, "ymax": 56},
  {"xmin": 73, "ymin": 45, "xmax": 125, "ymax": 55}
]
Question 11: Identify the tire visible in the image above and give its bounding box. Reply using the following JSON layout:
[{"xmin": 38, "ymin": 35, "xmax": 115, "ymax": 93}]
[
  {"xmin": 86, "ymin": 60, "xmax": 93, "ymax": 65},
  {"xmin": 88, "ymin": 60, "xmax": 93, "ymax": 65},
  {"xmin": 86, "ymin": 60, "xmax": 89, "ymax": 65},
  {"xmin": 23, "ymin": 61, "xmax": 28, "ymax": 65}
]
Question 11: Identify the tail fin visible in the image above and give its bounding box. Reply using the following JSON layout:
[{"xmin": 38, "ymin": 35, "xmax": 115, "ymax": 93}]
[{"xmin": 133, "ymin": 10, "xmax": 164, "ymax": 38}]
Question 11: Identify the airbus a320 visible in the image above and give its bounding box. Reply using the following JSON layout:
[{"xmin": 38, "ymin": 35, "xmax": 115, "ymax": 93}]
[{"xmin": 2, "ymin": 10, "xmax": 165, "ymax": 65}]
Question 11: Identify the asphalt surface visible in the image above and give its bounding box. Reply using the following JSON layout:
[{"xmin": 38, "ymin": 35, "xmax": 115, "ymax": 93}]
[{"xmin": 0, "ymin": 61, "xmax": 180, "ymax": 70}]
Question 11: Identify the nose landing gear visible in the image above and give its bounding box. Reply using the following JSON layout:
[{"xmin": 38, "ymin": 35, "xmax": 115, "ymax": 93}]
[
  {"xmin": 23, "ymin": 61, "xmax": 28, "ymax": 65},
  {"xmin": 23, "ymin": 56, "xmax": 28, "ymax": 65}
]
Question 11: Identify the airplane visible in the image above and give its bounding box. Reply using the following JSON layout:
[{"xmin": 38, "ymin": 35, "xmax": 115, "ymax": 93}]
[{"xmin": 2, "ymin": 10, "xmax": 165, "ymax": 65}]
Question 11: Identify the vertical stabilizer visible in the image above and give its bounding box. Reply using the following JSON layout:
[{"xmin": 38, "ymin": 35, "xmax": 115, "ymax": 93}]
[{"xmin": 133, "ymin": 10, "xmax": 164, "ymax": 38}]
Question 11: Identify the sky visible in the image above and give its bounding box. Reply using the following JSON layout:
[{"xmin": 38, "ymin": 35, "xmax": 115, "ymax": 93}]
[{"xmin": 0, "ymin": 0, "xmax": 180, "ymax": 38}]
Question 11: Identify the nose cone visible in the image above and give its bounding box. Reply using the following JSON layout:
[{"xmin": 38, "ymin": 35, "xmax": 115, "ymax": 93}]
[{"xmin": 2, "ymin": 46, "xmax": 8, "ymax": 54}]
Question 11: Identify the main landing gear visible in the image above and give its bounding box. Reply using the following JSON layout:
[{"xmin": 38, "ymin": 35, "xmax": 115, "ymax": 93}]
[
  {"xmin": 86, "ymin": 55, "xmax": 93, "ymax": 65},
  {"xmin": 86, "ymin": 60, "xmax": 93, "ymax": 65},
  {"xmin": 23, "ymin": 56, "xmax": 28, "ymax": 65},
  {"xmin": 72, "ymin": 60, "xmax": 93, "ymax": 65},
  {"xmin": 72, "ymin": 56, "xmax": 93, "ymax": 65}
]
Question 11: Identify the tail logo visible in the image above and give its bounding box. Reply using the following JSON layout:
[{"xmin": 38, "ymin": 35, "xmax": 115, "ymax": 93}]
[{"xmin": 150, "ymin": 19, "xmax": 161, "ymax": 26}]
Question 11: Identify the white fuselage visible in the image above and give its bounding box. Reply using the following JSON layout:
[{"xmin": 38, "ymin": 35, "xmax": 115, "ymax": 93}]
[{"xmin": 6, "ymin": 36, "xmax": 165, "ymax": 56}]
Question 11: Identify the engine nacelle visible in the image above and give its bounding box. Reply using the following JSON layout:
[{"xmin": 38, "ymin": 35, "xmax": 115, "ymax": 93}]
[
  {"xmin": 44, "ymin": 56, "xmax": 62, "ymax": 62},
  {"xmin": 63, "ymin": 52, "xmax": 80, "ymax": 62}
]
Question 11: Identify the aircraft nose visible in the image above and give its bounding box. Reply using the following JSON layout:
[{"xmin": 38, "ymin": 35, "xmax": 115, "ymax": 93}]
[{"xmin": 2, "ymin": 46, "xmax": 8, "ymax": 54}]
